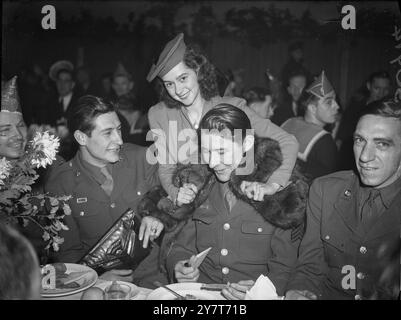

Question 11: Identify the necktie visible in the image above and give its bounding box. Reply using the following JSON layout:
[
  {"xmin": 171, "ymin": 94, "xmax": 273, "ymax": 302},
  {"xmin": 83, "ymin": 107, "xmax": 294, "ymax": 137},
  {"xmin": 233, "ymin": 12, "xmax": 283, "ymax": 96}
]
[
  {"xmin": 100, "ymin": 166, "xmax": 114, "ymax": 196},
  {"xmin": 224, "ymin": 189, "xmax": 236, "ymax": 212},
  {"xmin": 360, "ymin": 189, "xmax": 381, "ymax": 223}
]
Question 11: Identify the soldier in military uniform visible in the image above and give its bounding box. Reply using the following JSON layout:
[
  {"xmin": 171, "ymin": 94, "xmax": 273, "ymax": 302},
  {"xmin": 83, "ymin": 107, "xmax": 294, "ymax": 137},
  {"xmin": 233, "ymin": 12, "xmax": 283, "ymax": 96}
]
[
  {"xmin": 165, "ymin": 104, "xmax": 305, "ymax": 300},
  {"xmin": 45, "ymin": 95, "xmax": 164, "ymax": 282},
  {"xmin": 285, "ymin": 99, "xmax": 401, "ymax": 300}
]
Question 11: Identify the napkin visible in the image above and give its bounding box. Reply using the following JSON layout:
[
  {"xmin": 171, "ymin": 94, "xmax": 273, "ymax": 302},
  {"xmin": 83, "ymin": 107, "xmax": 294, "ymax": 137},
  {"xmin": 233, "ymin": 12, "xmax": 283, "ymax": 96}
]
[{"xmin": 245, "ymin": 275, "xmax": 283, "ymax": 300}]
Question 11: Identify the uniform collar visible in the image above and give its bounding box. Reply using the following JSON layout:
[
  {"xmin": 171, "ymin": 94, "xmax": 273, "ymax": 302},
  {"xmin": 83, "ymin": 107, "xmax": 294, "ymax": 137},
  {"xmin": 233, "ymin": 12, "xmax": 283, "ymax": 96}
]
[
  {"xmin": 376, "ymin": 176, "xmax": 401, "ymax": 209},
  {"xmin": 76, "ymin": 150, "xmax": 114, "ymax": 185}
]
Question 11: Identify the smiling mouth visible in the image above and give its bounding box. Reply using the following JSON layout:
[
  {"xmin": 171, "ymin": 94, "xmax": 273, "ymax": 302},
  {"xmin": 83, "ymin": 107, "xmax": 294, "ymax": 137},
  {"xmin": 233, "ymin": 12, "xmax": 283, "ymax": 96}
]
[{"xmin": 178, "ymin": 92, "xmax": 189, "ymax": 99}]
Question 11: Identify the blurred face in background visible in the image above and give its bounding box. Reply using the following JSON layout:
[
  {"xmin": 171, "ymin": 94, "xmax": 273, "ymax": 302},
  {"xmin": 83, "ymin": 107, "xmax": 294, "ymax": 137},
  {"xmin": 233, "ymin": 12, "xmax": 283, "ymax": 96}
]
[
  {"xmin": 56, "ymin": 71, "xmax": 75, "ymax": 97},
  {"xmin": 367, "ymin": 77, "xmax": 391, "ymax": 103},
  {"xmin": 112, "ymin": 75, "xmax": 133, "ymax": 97},
  {"xmin": 249, "ymin": 95, "xmax": 275, "ymax": 119},
  {"xmin": 0, "ymin": 112, "xmax": 27, "ymax": 159},
  {"xmin": 287, "ymin": 75, "xmax": 307, "ymax": 102}
]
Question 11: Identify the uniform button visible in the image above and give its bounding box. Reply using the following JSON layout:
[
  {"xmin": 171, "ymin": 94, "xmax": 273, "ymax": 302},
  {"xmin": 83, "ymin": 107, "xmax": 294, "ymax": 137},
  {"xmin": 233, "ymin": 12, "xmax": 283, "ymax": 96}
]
[
  {"xmin": 357, "ymin": 272, "xmax": 365, "ymax": 280},
  {"xmin": 137, "ymin": 191, "xmax": 141, "ymax": 196},
  {"xmin": 354, "ymin": 294, "xmax": 361, "ymax": 300},
  {"xmin": 69, "ymin": 162, "xmax": 72, "ymax": 167},
  {"xmin": 110, "ymin": 203, "xmax": 116, "ymax": 208},
  {"xmin": 344, "ymin": 190, "xmax": 351, "ymax": 197},
  {"xmin": 76, "ymin": 171, "xmax": 80, "ymax": 177},
  {"xmin": 257, "ymin": 227, "xmax": 263, "ymax": 233},
  {"xmin": 223, "ymin": 223, "xmax": 230, "ymax": 230},
  {"xmin": 325, "ymin": 235, "xmax": 330, "ymax": 240},
  {"xmin": 221, "ymin": 249, "xmax": 228, "ymax": 256},
  {"xmin": 222, "ymin": 267, "xmax": 229, "ymax": 275},
  {"xmin": 360, "ymin": 246, "xmax": 367, "ymax": 254},
  {"xmin": 80, "ymin": 211, "xmax": 84, "ymax": 216}
]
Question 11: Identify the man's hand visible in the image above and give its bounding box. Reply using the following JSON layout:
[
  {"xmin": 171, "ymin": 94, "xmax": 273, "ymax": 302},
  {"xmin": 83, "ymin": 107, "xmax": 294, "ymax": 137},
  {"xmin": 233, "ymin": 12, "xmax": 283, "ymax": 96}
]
[
  {"xmin": 174, "ymin": 260, "xmax": 200, "ymax": 283},
  {"xmin": 139, "ymin": 216, "xmax": 164, "ymax": 248},
  {"xmin": 285, "ymin": 290, "xmax": 318, "ymax": 300},
  {"xmin": 99, "ymin": 269, "xmax": 134, "ymax": 282},
  {"xmin": 221, "ymin": 280, "xmax": 255, "ymax": 300},
  {"xmin": 240, "ymin": 181, "xmax": 282, "ymax": 201},
  {"xmin": 176, "ymin": 183, "xmax": 198, "ymax": 207}
]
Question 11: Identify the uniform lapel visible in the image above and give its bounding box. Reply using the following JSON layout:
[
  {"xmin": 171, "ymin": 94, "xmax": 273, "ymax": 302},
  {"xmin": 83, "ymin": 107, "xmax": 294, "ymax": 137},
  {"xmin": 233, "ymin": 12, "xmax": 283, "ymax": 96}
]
[
  {"xmin": 110, "ymin": 155, "xmax": 131, "ymax": 200},
  {"xmin": 72, "ymin": 157, "xmax": 110, "ymax": 203},
  {"xmin": 333, "ymin": 175, "xmax": 361, "ymax": 236}
]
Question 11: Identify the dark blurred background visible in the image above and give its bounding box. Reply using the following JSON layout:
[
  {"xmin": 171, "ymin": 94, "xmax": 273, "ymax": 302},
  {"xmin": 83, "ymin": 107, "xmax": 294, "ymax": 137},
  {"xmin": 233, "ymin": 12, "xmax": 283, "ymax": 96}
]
[{"xmin": 2, "ymin": 0, "xmax": 400, "ymax": 112}]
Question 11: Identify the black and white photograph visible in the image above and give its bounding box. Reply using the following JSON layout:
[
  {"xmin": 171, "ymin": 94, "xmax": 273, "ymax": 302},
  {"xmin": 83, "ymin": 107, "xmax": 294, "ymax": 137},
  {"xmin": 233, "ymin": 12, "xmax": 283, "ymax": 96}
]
[{"xmin": 1, "ymin": 0, "xmax": 400, "ymax": 304}]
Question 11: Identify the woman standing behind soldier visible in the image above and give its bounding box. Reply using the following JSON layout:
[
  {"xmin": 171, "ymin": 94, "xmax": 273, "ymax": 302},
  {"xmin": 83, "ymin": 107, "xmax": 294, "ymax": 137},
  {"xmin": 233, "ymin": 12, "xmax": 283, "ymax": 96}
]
[{"xmin": 146, "ymin": 33, "xmax": 299, "ymax": 205}]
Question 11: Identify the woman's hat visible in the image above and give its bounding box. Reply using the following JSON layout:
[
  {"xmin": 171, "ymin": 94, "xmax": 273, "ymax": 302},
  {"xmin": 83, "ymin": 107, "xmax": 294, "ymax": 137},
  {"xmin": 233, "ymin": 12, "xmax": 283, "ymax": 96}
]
[{"xmin": 146, "ymin": 33, "xmax": 186, "ymax": 82}]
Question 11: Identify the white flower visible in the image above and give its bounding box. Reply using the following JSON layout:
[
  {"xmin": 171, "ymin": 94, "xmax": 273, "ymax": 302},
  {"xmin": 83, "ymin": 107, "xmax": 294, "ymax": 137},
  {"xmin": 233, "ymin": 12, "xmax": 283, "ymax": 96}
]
[
  {"xmin": 30, "ymin": 131, "xmax": 60, "ymax": 169},
  {"xmin": 0, "ymin": 157, "xmax": 12, "ymax": 185}
]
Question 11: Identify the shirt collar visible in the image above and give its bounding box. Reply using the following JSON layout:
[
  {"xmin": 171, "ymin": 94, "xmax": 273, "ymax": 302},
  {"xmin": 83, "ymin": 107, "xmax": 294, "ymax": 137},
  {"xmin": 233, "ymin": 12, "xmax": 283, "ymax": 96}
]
[{"xmin": 377, "ymin": 176, "xmax": 401, "ymax": 209}]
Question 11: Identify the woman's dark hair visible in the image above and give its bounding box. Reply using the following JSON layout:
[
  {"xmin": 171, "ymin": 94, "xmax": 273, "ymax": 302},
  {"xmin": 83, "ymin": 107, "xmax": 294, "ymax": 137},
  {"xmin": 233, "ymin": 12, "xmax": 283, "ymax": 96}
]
[
  {"xmin": 243, "ymin": 86, "xmax": 271, "ymax": 105},
  {"xmin": 157, "ymin": 45, "xmax": 219, "ymax": 109},
  {"xmin": 0, "ymin": 224, "xmax": 38, "ymax": 299},
  {"xmin": 198, "ymin": 103, "xmax": 251, "ymax": 140},
  {"xmin": 68, "ymin": 95, "xmax": 116, "ymax": 136}
]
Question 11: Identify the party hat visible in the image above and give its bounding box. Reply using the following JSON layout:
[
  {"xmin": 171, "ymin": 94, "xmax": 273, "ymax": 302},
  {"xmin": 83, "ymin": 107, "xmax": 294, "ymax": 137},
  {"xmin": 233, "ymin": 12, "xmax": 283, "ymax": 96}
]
[
  {"xmin": 1, "ymin": 76, "xmax": 22, "ymax": 114},
  {"xmin": 306, "ymin": 70, "xmax": 334, "ymax": 98}
]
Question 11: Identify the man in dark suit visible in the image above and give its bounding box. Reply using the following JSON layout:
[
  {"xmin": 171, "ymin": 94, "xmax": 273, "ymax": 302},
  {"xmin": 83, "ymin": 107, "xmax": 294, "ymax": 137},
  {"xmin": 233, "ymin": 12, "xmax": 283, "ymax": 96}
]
[
  {"xmin": 45, "ymin": 95, "xmax": 164, "ymax": 282},
  {"xmin": 285, "ymin": 99, "xmax": 401, "ymax": 300}
]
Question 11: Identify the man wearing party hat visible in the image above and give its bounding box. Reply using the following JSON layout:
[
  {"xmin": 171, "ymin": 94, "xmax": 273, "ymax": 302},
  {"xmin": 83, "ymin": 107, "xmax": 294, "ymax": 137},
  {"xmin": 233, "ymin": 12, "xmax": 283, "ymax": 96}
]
[
  {"xmin": 281, "ymin": 71, "xmax": 340, "ymax": 179},
  {"xmin": 111, "ymin": 62, "xmax": 135, "ymax": 100},
  {"xmin": 285, "ymin": 98, "xmax": 401, "ymax": 300},
  {"xmin": 0, "ymin": 76, "xmax": 27, "ymax": 159}
]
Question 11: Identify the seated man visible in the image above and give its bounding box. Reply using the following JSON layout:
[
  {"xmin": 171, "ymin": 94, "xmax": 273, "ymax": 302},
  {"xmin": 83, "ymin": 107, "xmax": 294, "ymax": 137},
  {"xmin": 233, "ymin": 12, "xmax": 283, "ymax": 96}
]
[
  {"xmin": 165, "ymin": 104, "xmax": 306, "ymax": 299},
  {"xmin": 281, "ymin": 71, "xmax": 340, "ymax": 179},
  {"xmin": 0, "ymin": 223, "xmax": 42, "ymax": 300},
  {"xmin": 45, "ymin": 95, "xmax": 164, "ymax": 282},
  {"xmin": 285, "ymin": 99, "xmax": 401, "ymax": 300}
]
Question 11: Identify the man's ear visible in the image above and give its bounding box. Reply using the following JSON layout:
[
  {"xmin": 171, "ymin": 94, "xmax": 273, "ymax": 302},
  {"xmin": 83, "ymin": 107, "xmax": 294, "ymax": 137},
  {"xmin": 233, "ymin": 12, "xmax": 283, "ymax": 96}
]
[
  {"xmin": 128, "ymin": 81, "xmax": 134, "ymax": 91},
  {"xmin": 243, "ymin": 135, "xmax": 255, "ymax": 153},
  {"xmin": 366, "ymin": 82, "xmax": 371, "ymax": 92},
  {"xmin": 73, "ymin": 130, "xmax": 87, "ymax": 146},
  {"xmin": 308, "ymin": 102, "xmax": 317, "ymax": 115}
]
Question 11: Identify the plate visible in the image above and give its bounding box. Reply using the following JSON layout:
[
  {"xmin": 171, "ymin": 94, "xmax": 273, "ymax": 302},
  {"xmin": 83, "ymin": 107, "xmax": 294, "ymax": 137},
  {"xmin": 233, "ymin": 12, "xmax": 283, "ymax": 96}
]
[
  {"xmin": 94, "ymin": 281, "xmax": 140, "ymax": 300},
  {"xmin": 41, "ymin": 263, "xmax": 98, "ymax": 298},
  {"xmin": 147, "ymin": 283, "xmax": 224, "ymax": 300}
]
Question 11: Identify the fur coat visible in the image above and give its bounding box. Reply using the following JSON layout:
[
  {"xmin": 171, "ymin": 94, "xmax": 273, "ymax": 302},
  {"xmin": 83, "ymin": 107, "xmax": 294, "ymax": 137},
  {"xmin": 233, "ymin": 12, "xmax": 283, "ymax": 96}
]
[{"xmin": 137, "ymin": 137, "xmax": 309, "ymax": 269}]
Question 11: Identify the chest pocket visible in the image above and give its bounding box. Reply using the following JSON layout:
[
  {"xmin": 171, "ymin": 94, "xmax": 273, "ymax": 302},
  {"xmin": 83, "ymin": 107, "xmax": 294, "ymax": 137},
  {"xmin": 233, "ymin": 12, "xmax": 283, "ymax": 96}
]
[
  {"xmin": 321, "ymin": 231, "xmax": 346, "ymax": 267},
  {"xmin": 239, "ymin": 220, "xmax": 274, "ymax": 264},
  {"xmin": 70, "ymin": 197, "xmax": 112, "ymax": 240}
]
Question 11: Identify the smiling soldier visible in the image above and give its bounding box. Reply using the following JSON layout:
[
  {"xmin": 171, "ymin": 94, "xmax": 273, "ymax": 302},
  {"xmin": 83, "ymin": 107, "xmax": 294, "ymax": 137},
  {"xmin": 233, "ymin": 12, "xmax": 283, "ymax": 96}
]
[
  {"xmin": 285, "ymin": 99, "xmax": 401, "ymax": 300},
  {"xmin": 45, "ymin": 95, "xmax": 165, "ymax": 282}
]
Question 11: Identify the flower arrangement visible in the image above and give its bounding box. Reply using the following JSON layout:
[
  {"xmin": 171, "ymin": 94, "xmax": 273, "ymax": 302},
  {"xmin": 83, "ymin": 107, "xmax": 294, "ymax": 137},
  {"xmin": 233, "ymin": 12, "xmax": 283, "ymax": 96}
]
[{"xmin": 0, "ymin": 131, "xmax": 71, "ymax": 252}]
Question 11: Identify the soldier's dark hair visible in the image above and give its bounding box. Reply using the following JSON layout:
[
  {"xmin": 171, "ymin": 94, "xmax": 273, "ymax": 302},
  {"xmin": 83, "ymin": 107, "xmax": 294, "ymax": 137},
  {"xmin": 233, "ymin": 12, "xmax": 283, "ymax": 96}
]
[
  {"xmin": 198, "ymin": 103, "xmax": 251, "ymax": 141},
  {"xmin": 297, "ymin": 89, "xmax": 320, "ymax": 117},
  {"xmin": 0, "ymin": 224, "xmax": 39, "ymax": 299},
  {"xmin": 243, "ymin": 86, "xmax": 271, "ymax": 105},
  {"xmin": 157, "ymin": 45, "xmax": 219, "ymax": 109},
  {"xmin": 358, "ymin": 99, "xmax": 401, "ymax": 123},
  {"xmin": 69, "ymin": 95, "xmax": 116, "ymax": 137}
]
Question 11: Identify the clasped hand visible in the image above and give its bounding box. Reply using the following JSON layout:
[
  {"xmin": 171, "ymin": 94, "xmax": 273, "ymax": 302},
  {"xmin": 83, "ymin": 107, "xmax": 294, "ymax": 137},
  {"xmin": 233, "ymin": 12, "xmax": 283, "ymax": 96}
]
[
  {"xmin": 240, "ymin": 181, "xmax": 281, "ymax": 201},
  {"xmin": 138, "ymin": 216, "xmax": 164, "ymax": 248}
]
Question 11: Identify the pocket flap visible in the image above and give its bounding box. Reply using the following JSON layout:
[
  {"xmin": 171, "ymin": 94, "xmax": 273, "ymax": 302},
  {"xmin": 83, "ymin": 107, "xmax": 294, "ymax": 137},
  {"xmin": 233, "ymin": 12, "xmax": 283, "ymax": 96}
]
[{"xmin": 241, "ymin": 221, "xmax": 274, "ymax": 234}]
